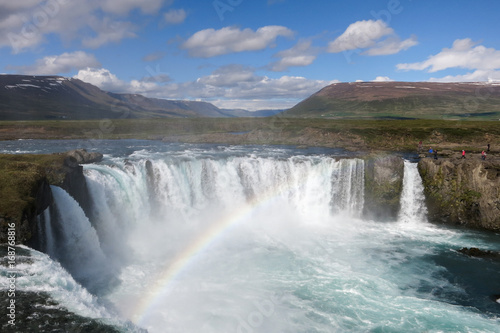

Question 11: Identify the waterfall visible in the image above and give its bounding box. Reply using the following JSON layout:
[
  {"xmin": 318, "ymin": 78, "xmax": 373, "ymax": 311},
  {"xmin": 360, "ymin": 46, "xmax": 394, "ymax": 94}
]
[
  {"xmin": 331, "ymin": 158, "xmax": 365, "ymax": 217},
  {"xmin": 42, "ymin": 156, "xmax": 430, "ymax": 299},
  {"xmin": 24, "ymin": 144, "xmax": 500, "ymax": 333},
  {"xmin": 36, "ymin": 207, "xmax": 55, "ymax": 255},
  {"xmin": 49, "ymin": 186, "xmax": 116, "ymax": 293},
  {"xmin": 83, "ymin": 156, "xmax": 367, "ymax": 229},
  {"xmin": 398, "ymin": 160, "xmax": 428, "ymax": 224},
  {"xmin": 43, "ymin": 208, "xmax": 55, "ymax": 255}
]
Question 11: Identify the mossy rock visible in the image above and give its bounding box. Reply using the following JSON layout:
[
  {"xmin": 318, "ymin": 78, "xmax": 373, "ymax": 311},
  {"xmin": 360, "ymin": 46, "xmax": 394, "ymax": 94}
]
[
  {"xmin": 0, "ymin": 154, "xmax": 66, "ymax": 243},
  {"xmin": 363, "ymin": 154, "xmax": 404, "ymax": 220}
]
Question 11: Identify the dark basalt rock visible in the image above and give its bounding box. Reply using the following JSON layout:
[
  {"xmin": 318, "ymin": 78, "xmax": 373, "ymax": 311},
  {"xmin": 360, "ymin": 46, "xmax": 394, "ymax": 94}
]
[
  {"xmin": 1, "ymin": 149, "xmax": 103, "ymax": 245},
  {"xmin": 66, "ymin": 149, "xmax": 103, "ymax": 164},
  {"xmin": 418, "ymin": 158, "xmax": 500, "ymax": 231},
  {"xmin": 458, "ymin": 247, "xmax": 500, "ymax": 259},
  {"xmin": 363, "ymin": 154, "xmax": 404, "ymax": 221}
]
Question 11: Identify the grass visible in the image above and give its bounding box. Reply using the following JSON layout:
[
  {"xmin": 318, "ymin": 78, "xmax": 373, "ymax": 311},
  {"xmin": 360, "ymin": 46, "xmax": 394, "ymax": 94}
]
[
  {"xmin": 286, "ymin": 95, "xmax": 500, "ymax": 121},
  {"xmin": 0, "ymin": 118, "xmax": 499, "ymax": 152},
  {"xmin": 0, "ymin": 154, "xmax": 65, "ymax": 219}
]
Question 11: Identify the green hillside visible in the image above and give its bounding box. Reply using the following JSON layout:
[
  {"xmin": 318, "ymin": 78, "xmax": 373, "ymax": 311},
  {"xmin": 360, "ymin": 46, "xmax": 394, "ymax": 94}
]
[{"xmin": 284, "ymin": 82, "xmax": 500, "ymax": 120}]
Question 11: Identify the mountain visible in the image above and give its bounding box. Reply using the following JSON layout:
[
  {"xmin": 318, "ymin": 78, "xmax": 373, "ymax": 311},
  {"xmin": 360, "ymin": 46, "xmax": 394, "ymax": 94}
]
[
  {"xmin": 284, "ymin": 81, "xmax": 500, "ymax": 120},
  {"xmin": 0, "ymin": 75, "xmax": 277, "ymax": 120}
]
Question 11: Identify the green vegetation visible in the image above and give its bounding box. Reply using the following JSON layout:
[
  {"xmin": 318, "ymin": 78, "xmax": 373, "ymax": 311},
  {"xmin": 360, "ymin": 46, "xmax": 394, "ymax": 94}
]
[
  {"xmin": 286, "ymin": 96, "xmax": 500, "ymax": 120},
  {"xmin": 1, "ymin": 118, "xmax": 499, "ymax": 151},
  {"xmin": 284, "ymin": 82, "xmax": 500, "ymax": 121},
  {"xmin": 0, "ymin": 154, "xmax": 65, "ymax": 219}
]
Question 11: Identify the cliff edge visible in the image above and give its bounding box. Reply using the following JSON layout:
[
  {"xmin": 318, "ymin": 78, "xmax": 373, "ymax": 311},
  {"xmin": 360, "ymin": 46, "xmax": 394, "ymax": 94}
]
[
  {"xmin": 363, "ymin": 154, "xmax": 404, "ymax": 221},
  {"xmin": 0, "ymin": 149, "xmax": 102, "ymax": 244},
  {"xmin": 418, "ymin": 156, "xmax": 500, "ymax": 230}
]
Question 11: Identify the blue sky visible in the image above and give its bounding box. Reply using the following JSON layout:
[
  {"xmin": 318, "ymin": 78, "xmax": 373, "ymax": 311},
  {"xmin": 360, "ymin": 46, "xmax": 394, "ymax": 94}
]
[{"xmin": 1, "ymin": 0, "xmax": 500, "ymax": 110}]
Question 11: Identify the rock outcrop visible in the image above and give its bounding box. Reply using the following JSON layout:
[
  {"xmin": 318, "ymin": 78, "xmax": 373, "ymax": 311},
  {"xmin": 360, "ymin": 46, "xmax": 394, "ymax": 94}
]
[
  {"xmin": 0, "ymin": 176, "xmax": 52, "ymax": 245},
  {"xmin": 458, "ymin": 247, "xmax": 500, "ymax": 259},
  {"xmin": 363, "ymin": 154, "xmax": 404, "ymax": 220},
  {"xmin": 65, "ymin": 149, "xmax": 103, "ymax": 165},
  {"xmin": 418, "ymin": 157, "xmax": 500, "ymax": 230},
  {"xmin": 0, "ymin": 150, "xmax": 101, "ymax": 244},
  {"xmin": 60, "ymin": 155, "xmax": 94, "ymax": 220}
]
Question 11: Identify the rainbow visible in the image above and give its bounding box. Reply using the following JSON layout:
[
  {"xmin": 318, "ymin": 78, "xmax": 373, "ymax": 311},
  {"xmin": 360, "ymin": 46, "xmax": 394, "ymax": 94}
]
[
  {"xmin": 130, "ymin": 185, "xmax": 290, "ymax": 326},
  {"xmin": 129, "ymin": 157, "xmax": 344, "ymax": 326}
]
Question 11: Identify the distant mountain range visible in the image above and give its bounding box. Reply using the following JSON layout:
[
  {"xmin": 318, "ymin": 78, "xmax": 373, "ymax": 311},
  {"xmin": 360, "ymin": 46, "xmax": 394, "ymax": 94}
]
[
  {"xmin": 0, "ymin": 75, "xmax": 282, "ymax": 120},
  {"xmin": 2, "ymin": 76, "xmax": 500, "ymax": 121},
  {"xmin": 284, "ymin": 81, "xmax": 500, "ymax": 120}
]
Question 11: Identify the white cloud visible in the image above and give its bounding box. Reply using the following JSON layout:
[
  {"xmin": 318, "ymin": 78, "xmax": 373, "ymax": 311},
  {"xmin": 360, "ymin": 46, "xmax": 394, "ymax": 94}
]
[
  {"xmin": 164, "ymin": 9, "xmax": 187, "ymax": 25},
  {"xmin": 129, "ymin": 79, "xmax": 164, "ymax": 94},
  {"xmin": 0, "ymin": 0, "xmax": 172, "ymax": 52},
  {"xmin": 181, "ymin": 26, "xmax": 294, "ymax": 57},
  {"xmin": 140, "ymin": 73, "xmax": 172, "ymax": 83},
  {"xmin": 0, "ymin": 1, "xmax": 43, "ymax": 13},
  {"xmin": 74, "ymin": 67, "xmax": 128, "ymax": 92},
  {"xmin": 372, "ymin": 76, "xmax": 393, "ymax": 82},
  {"xmin": 0, "ymin": 0, "xmax": 62, "ymax": 52},
  {"xmin": 221, "ymin": 75, "xmax": 336, "ymax": 100},
  {"xmin": 270, "ymin": 40, "xmax": 317, "ymax": 72},
  {"xmin": 82, "ymin": 17, "xmax": 137, "ymax": 49},
  {"xmin": 429, "ymin": 70, "xmax": 500, "ymax": 82},
  {"xmin": 99, "ymin": 0, "xmax": 168, "ymax": 16},
  {"xmin": 8, "ymin": 51, "xmax": 101, "ymax": 75},
  {"xmin": 327, "ymin": 20, "xmax": 417, "ymax": 56},
  {"xmin": 198, "ymin": 73, "xmax": 336, "ymax": 110},
  {"xmin": 327, "ymin": 20, "xmax": 393, "ymax": 53},
  {"xmin": 142, "ymin": 51, "xmax": 166, "ymax": 62},
  {"xmin": 363, "ymin": 35, "xmax": 418, "ymax": 56},
  {"xmin": 212, "ymin": 99, "xmax": 294, "ymax": 111},
  {"xmin": 197, "ymin": 65, "xmax": 262, "ymax": 87},
  {"xmin": 397, "ymin": 38, "xmax": 500, "ymax": 73},
  {"xmin": 74, "ymin": 66, "xmax": 336, "ymax": 110}
]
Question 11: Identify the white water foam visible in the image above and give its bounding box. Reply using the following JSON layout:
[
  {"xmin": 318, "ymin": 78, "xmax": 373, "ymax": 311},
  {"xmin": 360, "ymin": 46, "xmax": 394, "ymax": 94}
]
[
  {"xmin": 50, "ymin": 186, "xmax": 115, "ymax": 292},
  {"xmin": 38, "ymin": 152, "xmax": 500, "ymax": 332},
  {"xmin": 398, "ymin": 160, "xmax": 428, "ymax": 224}
]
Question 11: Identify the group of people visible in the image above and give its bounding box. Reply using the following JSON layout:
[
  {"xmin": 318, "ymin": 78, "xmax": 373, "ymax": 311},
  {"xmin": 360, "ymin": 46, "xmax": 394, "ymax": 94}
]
[
  {"xmin": 480, "ymin": 143, "xmax": 491, "ymax": 160},
  {"xmin": 427, "ymin": 146, "xmax": 439, "ymax": 160},
  {"xmin": 459, "ymin": 148, "xmax": 488, "ymax": 160},
  {"xmin": 419, "ymin": 141, "xmax": 491, "ymax": 160}
]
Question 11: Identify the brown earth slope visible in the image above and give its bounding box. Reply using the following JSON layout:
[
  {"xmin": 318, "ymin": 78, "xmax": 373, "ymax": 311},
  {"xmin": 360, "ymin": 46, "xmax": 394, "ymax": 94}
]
[{"xmin": 285, "ymin": 81, "xmax": 500, "ymax": 120}]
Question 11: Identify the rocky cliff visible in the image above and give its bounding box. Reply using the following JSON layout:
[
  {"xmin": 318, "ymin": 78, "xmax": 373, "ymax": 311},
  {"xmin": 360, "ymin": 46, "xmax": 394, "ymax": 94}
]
[
  {"xmin": 418, "ymin": 157, "xmax": 500, "ymax": 230},
  {"xmin": 2, "ymin": 149, "xmax": 499, "ymax": 246},
  {"xmin": 363, "ymin": 154, "xmax": 404, "ymax": 221},
  {"xmin": 0, "ymin": 149, "xmax": 102, "ymax": 244}
]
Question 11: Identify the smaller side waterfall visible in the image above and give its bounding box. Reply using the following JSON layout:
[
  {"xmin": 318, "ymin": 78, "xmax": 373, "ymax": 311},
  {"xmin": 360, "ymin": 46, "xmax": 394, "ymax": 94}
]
[
  {"xmin": 398, "ymin": 160, "xmax": 428, "ymax": 224},
  {"xmin": 36, "ymin": 207, "xmax": 56, "ymax": 255},
  {"xmin": 49, "ymin": 186, "xmax": 116, "ymax": 293}
]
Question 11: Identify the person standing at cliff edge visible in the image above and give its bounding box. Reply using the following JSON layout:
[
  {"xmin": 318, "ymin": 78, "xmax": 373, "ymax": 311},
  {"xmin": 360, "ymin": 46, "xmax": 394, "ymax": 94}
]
[
  {"xmin": 482, "ymin": 150, "xmax": 486, "ymax": 160},
  {"xmin": 461, "ymin": 150, "xmax": 466, "ymax": 159}
]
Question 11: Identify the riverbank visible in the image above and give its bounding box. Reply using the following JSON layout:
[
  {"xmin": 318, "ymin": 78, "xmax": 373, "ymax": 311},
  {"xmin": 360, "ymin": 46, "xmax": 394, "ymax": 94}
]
[
  {"xmin": 419, "ymin": 156, "xmax": 500, "ymax": 230},
  {"xmin": 1, "ymin": 142, "xmax": 498, "ymax": 248},
  {"xmin": 1, "ymin": 118, "xmax": 499, "ymax": 153}
]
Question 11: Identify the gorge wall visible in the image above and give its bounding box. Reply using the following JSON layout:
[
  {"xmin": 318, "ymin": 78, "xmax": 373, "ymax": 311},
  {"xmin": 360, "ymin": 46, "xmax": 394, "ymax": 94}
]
[
  {"xmin": 363, "ymin": 154, "xmax": 404, "ymax": 221},
  {"xmin": 1, "ymin": 150, "xmax": 499, "ymax": 246},
  {"xmin": 418, "ymin": 157, "xmax": 500, "ymax": 231},
  {"xmin": 0, "ymin": 150, "xmax": 102, "ymax": 244}
]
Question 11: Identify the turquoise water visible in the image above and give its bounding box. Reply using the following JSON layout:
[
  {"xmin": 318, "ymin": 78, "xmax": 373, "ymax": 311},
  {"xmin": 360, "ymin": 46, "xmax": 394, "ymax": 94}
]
[{"xmin": 0, "ymin": 140, "xmax": 499, "ymax": 332}]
